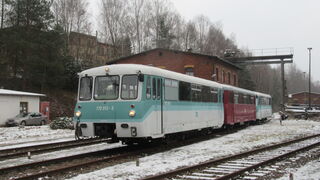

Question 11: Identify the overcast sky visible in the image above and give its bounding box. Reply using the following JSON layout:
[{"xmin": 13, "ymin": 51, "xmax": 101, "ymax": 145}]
[
  {"xmin": 171, "ymin": 0, "xmax": 320, "ymax": 81},
  {"xmin": 90, "ymin": 0, "xmax": 320, "ymax": 81}
]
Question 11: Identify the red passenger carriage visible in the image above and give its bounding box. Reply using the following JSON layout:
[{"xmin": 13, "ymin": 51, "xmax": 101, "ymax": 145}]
[{"xmin": 223, "ymin": 89, "xmax": 256, "ymax": 126}]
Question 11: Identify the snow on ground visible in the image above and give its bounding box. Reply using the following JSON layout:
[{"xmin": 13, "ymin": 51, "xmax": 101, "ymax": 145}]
[
  {"xmin": 0, "ymin": 125, "xmax": 74, "ymax": 148},
  {"xmin": 277, "ymin": 159, "xmax": 320, "ymax": 180},
  {"xmin": 68, "ymin": 119, "xmax": 320, "ymax": 180},
  {"xmin": 0, "ymin": 142, "xmax": 123, "ymax": 169}
]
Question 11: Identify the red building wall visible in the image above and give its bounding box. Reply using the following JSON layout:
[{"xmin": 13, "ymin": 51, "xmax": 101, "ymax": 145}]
[{"xmin": 110, "ymin": 49, "xmax": 239, "ymax": 86}]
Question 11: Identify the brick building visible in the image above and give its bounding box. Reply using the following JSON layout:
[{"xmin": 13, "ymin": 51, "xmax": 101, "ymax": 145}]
[
  {"xmin": 288, "ymin": 92, "xmax": 320, "ymax": 106},
  {"xmin": 68, "ymin": 32, "xmax": 114, "ymax": 67},
  {"xmin": 107, "ymin": 48, "xmax": 240, "ymax": 86}
]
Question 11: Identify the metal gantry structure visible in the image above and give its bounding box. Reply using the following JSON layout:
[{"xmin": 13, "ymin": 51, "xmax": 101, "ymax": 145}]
[{"xmin": 225, "ymin": 48, "xmax": 294, "ymax": 111}]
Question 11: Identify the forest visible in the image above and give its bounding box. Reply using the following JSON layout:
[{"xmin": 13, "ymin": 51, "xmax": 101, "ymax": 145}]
[{"xmin": 1, "ymin": 0, "xmax": 319, "ymax": 117}]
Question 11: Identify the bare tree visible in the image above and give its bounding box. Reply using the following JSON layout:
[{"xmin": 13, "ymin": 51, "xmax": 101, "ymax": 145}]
[
  {"xmin": 99, "ymin": 0, "xmax": 129, "ymax": 57},
  {"xmin": 193, "ymin": 15, "xmax": 210, "ymax": 53},
  {"xmin": 128, "ymin": 0, "xmax": 145, "ymax": 53},
  {"xmin": 52, "ymin": 0, "xmax": 91, "ymax": 34}
]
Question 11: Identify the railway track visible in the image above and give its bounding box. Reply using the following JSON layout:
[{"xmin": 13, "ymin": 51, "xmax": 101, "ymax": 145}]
[
  {"xmin": 0, "ymin": 145, "xmax": 136, "ymax": 180},
  {"xmin": 141, "ymin": 134, "xmax": 320, "ymax": 180},
  {"xmin": 1, "ymin": 126, "xmax": 243, "ymax": 180},
  {"xmin": 0, "ymin": 138, "xmax": 109, "ymax": 160}
]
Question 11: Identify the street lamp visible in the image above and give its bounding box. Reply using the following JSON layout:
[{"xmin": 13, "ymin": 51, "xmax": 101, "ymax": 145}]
[
  {"xmin": 303, "ymin": 72, "xmax": 306, "ymax": 105},
  {"xmin": 307, "ymin": 47, "xmax": 312, "ymax": 109}
]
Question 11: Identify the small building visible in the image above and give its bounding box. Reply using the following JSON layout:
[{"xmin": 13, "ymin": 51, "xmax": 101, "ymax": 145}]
[
  {"xmin": 288, "ymin": 91, "xmax": 320, "ymax": 106},
  {"xmin": 0, "ymin": 89, "xmax": 45, "ymax": 126},
  {"xmin": 107, "ymin": 48, "xmax": 241, "ymax": 86}
]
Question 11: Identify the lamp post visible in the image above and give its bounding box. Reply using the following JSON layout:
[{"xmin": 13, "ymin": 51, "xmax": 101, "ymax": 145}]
[
  {"xmin": 303, "ymin": 72, "xmax": 306, "ymax": 105},
  {"xmin": 307, "ymin": 47, "xmax": 312, "ymax": 109}
]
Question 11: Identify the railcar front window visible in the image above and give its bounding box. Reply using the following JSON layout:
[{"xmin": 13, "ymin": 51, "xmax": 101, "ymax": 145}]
[
  {"xmin": 121, "ymin": 75, "xmax": 138, "ymax": 99},
  {"xmin": 94, "ymin": 76, "xmax": 119, "ymax": 100},
  {"xmin": 79, "ymin": 77, "xmax": 92, "ymax": 101}
]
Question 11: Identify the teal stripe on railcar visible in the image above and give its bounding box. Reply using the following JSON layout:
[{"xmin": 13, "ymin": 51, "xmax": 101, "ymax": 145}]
[
  {"xmin": 75, "ymin": 100, "xmax": 223, "ymax": 123},
  {"xmin": 257, "ymin": 105, "xmax": 272, "ymax": 110}
]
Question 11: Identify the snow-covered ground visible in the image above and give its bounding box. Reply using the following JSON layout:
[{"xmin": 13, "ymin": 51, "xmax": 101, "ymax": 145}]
[
  {"xmin": 1, "ymin": 116, "xmax": 320, "ymax": 180},
  {"xmin": 277, "ymin": 159, "xmax": 320, "ymax": 180},
  {"xmin": 68, "ymin": 118, "xmax": 320, "ymax": 180},
  {"xmin": 0, "ymin": 125, "xmax": 74, "ymax": 148},
  {"xmin": 0, "ymin": 142, "xmax": 123, "ymax": 169}
]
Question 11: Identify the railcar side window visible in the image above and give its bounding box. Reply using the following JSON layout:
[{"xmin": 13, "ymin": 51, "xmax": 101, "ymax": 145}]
[
  {"xmin": 94, "ymin": 76, "xmax": 119, "ymax": 100},
  {"xmin": 250, "ymin": 96, "xmax": 255, "ymax": 104},
  {"xmin": 146, "ymin": 77, "xmax": 151, "ymax": 99},
  {"xmin": 228, "ymin": 92, "xmax": 234, "ymax": 103},
  {"xmin": 269, "ymin": 98, "xmax": 272, "ymax": 105},
  {"xmin": 79, "ymin": 77, "xmax": 93, "ymax": 101},
  {"xmin": 191, "ymin": 84, "xmax": 202, "ymax": 102},
  {"xmin": 165, "ymin": 79, "xmax": 178, "ymax": 101},
  {"xmin": 211, "ymin": 88, "xmax": 218, "ymax": 102},
  {"xmin": 179, "ymin": 81, "xmax": 191, "ymax": 101},
  {"xmin": 201, "ymin": 86, "xmax": 211, "ymax": 102},
  {"xmin": 152, "ymin": 78, "xmax": 156, "ymax": 99},
  {"xmin": 157, "ymin": 79, "xmax": 161, "ymax": 99},
  {"xmin": 121, "ymin": 75, "xmax": 138, "ymax": 99},
  {"xmin": 234, "ymin": 93, "xmax": 239, "ymax": 104},
  {"xmin": 243, "ymin": 95, "xmax": 248, "ymax": 104}
]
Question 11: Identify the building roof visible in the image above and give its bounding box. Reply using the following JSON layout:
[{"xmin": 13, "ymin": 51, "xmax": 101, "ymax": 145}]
[
  {"xmin": 289, "ymin": 91, "xmax": 320, "ymax": 96},
  {"xmin": 106, "ymin": 48, "xmax": 241, "ymax": 70},
  {"xmin": 0, "ymin": 89, "xmax": 45, "ymax": 97}
]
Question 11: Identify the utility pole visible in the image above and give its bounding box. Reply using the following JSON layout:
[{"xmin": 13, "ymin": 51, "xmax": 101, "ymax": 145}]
[
  {"xmin": 307, "ymin": 48, "xmax": 312, "ymax": 109},
  {"xmin": 281, "ymin": 58, "xmax": 285, "ymax": 111},
  {"xmin": 303, "ymin": 72, "xmax": 306, "ymax": 105}
]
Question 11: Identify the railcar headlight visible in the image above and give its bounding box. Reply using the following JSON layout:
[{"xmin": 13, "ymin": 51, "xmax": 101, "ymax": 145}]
[
  {"xmin": 75, "ymin": 110, "xmax": 82, "ymax": 117},
  {"xmin": 129, "ymin": 110, "xmax": 136, "ymax": 117},
  {"xmin": 105, "ymin": 67, "xmax": 109, "ymax": 73}
]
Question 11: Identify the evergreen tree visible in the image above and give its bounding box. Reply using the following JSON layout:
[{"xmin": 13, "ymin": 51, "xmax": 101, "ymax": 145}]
[{"xmin": 0, "ymin": 0, "xmax": 72, "ymax": 92}]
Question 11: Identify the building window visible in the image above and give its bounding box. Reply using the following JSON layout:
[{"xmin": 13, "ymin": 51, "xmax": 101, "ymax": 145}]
[
  {"xmin": 222, "ymin": 70, "xmax": 225, "ymax": 83},
  {"xmin": 20, "ymin": 102, "xmax": 28, "ymax": 114},
  {"xmin": 216, "ymin": 68, "xmax": 219, "ymax": 81},
  {"xmin": 184, "ymin": 65, "xmax": 194, "ymax": 76},
  {"xmin": 228, "ymin": 72, "xmax": 231, "ymax": 84},
  {"xmin": 233, "ymin": 74, "xmax": 237, "ymax": 86}
]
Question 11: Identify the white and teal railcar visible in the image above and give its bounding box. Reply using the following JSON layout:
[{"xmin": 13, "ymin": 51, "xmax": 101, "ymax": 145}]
[
  {"xmin": 74, "ymin": 64, "xmax": 224, "ymax": 144},
  {"xmin": 255, "ymin": 92, "xmax": 272, "ymax": 120}
]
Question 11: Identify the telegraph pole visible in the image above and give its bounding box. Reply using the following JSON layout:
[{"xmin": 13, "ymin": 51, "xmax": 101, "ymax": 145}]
[
  {"xmin": 307, "ymin": 47, "xmax": 312, "ymax": 109},
  {"xmin": 281, "ymin": 58, "xmax": 285, "ymax": 111}
]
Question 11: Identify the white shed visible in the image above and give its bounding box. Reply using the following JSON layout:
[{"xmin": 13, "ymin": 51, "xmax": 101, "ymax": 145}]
[{"xmin": 0, "ymin": 89, "xmax": 45, "ymax": 126}]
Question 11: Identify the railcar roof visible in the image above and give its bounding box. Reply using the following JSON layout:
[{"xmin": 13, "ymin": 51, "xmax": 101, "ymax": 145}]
[
  {"xmin": 221, "ymin": 84, "xmax": 256, "ymax": 95},
  {"xmin": 255, "ymin": 92, "xmax": 271, "ymax": 98},
  {"xmin": 79, "ymin": 64, "xmax": 222, "ymax": 88},
  {"xmin": 222, "ymin": 84, "xmax": 271, "ymax": 98}
]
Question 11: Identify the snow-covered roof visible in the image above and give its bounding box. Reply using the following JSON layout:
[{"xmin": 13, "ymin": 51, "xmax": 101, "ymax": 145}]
[
  {"xmin": 0, "ymin": 89, "xmax": 45, "ymax": 97},
  {"xmin": 289, "ymin": 91, "xmax": 320, "ymax": 96}
]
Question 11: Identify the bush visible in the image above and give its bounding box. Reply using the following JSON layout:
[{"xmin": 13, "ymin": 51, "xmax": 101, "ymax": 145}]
[{"xmin": 50, "ymin": 117, "xmax": 74, "ymax": 129}]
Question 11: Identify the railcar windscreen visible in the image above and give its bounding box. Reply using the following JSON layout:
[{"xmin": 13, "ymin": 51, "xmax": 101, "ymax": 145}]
[
  {"xmin": 121, "ymin": 75, "xmax": 138, "ymax": 99},
  {"xmin": 94, "ymin": 76, "xmax": 119, "ymax": 100},
  {"xmin": 79, "ymin": 77, "xmax": 92, "ymax": 101}
]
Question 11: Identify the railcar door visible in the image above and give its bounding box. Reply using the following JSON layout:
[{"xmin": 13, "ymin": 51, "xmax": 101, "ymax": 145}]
[
  {"xmin": 152, "ymin": 77, "xmax": 163, "ymax": 134},
  {"xmin": 223, "ymin": 90, "xmax": 234, "ymax": 125}
]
